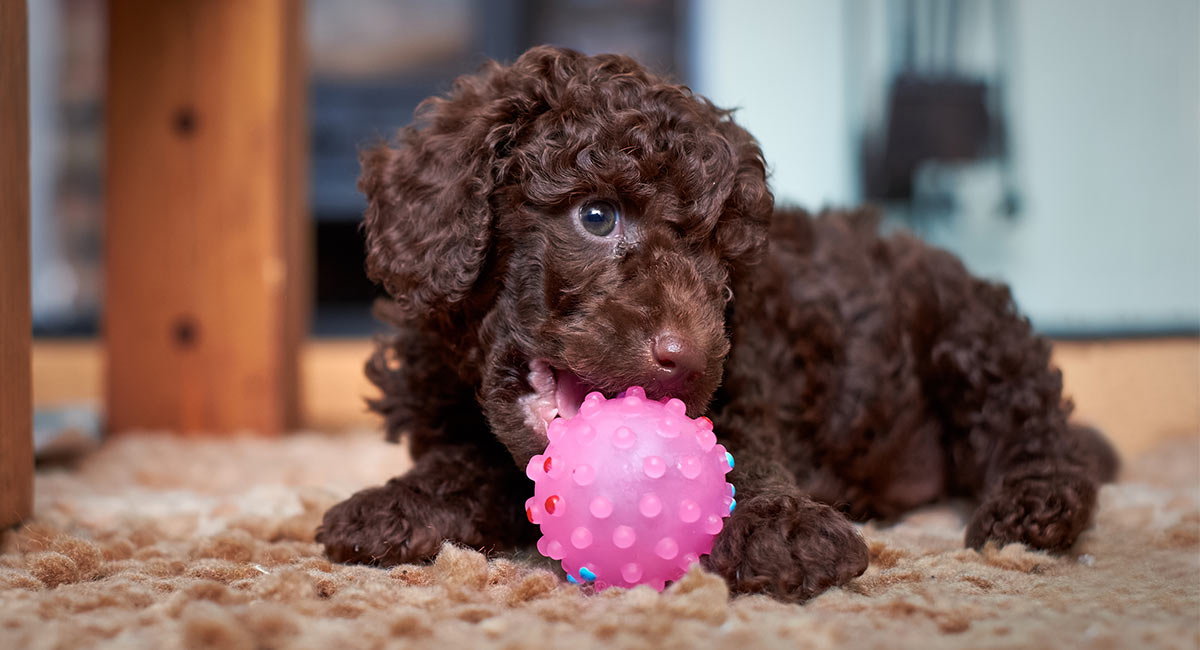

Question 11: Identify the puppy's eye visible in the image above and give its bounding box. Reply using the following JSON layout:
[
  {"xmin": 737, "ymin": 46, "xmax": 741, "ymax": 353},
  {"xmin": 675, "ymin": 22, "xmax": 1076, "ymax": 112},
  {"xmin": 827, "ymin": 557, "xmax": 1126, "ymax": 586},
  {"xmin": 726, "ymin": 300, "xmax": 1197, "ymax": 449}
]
[{"xmin": 578, "ymin": 200, "xmax": 619, "ymax": 237}]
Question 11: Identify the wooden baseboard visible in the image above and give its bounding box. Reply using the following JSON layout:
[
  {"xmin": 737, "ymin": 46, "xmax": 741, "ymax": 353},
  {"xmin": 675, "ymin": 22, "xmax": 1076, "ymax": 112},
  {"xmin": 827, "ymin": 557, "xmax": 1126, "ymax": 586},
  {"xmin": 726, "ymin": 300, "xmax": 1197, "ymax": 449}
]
[
  {"xmin": 33, "ymin": 338, "xmax": 1200, "ymax": 459},
  {"xmin": 1049, "ymin": 339, "xmax": 1199, "ymax": 457}
]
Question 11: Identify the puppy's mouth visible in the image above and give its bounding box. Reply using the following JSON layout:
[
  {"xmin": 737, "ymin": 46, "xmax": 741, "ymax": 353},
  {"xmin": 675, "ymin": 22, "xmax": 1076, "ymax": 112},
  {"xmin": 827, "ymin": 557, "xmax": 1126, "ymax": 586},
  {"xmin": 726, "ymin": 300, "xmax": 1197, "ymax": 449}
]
[{"xmin": 519, "ymin": 358, "xmax": 611, "ymax": 438}]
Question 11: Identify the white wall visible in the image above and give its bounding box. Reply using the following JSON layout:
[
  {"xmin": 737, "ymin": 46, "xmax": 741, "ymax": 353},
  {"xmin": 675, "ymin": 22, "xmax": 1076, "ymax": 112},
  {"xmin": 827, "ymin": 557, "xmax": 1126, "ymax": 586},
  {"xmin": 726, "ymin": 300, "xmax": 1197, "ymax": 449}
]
[
  {"xmin": 999, "ymin": 0, "xmax": 1200, "ymax": 332},
  {"xmin": 690, "ymin": 0, "xmax": 855, "ymax": 209},
  {"xmin": 690, "ymin": 0, "xmax": 1200, "ymax": 333}
]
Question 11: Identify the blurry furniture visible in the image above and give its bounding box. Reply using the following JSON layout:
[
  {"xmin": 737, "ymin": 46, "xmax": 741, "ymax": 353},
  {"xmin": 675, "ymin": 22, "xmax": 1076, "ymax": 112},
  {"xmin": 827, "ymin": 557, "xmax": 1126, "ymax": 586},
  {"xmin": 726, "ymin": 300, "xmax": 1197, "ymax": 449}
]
[
  {"xmin": 105, "ymin": 0, "xmax": 308, "ymax": 435},
  {"xmin": 2, "ymin": 0, "xmax": 33, "ymax": 528}
]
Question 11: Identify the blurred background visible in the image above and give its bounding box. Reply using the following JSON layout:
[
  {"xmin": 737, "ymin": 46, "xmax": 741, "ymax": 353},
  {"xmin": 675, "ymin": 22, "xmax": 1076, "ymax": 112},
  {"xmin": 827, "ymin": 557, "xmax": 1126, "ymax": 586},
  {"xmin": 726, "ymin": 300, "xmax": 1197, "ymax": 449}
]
[
  {"xmin": 17, "ymin": 0, "xmax": 1199, "ymax": 455},
  {"xmin": 28, "ymin": 0, "xmax": 1200, "ymax": 337}
]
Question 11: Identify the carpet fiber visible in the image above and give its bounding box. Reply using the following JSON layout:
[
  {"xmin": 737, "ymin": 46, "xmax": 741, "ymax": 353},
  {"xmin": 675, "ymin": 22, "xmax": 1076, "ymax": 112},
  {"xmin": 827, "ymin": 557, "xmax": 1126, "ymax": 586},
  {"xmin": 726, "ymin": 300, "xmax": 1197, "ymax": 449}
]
[{"xmin": 2, "ymin": 432, "xmax": 1197, "ymax": 649}]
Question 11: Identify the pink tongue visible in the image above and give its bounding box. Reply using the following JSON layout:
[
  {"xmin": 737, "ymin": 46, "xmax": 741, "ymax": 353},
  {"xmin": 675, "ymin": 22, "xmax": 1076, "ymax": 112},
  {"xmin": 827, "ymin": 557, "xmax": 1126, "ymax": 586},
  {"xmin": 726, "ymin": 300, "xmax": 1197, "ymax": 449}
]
[{"xmin": 554, "ymin": 370, "xmax": 590, "ymax": 420}]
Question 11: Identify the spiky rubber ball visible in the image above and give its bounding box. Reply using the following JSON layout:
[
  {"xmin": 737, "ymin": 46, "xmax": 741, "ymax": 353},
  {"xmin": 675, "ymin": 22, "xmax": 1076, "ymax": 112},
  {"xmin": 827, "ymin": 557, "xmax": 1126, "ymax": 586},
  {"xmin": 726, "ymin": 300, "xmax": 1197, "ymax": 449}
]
[{"xmin": 525, "ymin": 387, "xmax": 735, "ymax": 591}]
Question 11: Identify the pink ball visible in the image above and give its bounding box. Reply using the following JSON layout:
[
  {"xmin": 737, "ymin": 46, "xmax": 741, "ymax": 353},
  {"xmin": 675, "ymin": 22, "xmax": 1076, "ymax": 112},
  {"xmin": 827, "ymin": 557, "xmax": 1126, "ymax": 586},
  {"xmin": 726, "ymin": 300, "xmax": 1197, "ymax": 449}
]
[{"xmin": 524, "ymin": 386, "xmax": 735, "ymax": 591}]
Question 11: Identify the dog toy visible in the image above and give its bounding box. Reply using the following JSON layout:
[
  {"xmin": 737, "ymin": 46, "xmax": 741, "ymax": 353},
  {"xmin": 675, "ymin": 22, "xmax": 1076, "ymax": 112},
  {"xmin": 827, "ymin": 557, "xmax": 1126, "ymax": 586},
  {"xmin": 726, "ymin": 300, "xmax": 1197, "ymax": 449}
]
[{"xmin": 524, "ymin": 387, "xmax": 735, "ymax": 591}]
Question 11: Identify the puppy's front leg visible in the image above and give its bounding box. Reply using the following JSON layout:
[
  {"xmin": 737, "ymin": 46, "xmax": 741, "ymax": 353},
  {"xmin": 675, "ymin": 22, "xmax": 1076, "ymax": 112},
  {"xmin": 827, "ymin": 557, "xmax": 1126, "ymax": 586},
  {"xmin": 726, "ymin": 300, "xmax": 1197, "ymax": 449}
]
[
  {"xmin": 702, "ymin": 421, "xmax": 869, "ymax": 602},
  {"xmin": 317, "ymin": 441, "xmax": 535, "ymax": 566}
]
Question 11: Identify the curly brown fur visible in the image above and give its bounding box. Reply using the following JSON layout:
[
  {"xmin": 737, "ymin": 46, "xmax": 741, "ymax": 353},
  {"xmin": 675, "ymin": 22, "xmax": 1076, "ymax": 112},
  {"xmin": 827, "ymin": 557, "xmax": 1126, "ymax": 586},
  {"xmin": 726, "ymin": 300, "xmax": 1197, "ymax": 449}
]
[{"xmin": 316, "ymin": 46, "xmax": 1118, "ymax": 602}]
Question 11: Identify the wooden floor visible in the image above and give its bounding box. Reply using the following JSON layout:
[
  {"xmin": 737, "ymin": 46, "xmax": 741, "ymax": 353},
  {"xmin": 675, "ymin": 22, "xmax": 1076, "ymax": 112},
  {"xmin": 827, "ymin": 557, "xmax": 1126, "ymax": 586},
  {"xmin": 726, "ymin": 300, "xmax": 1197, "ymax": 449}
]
[{"xmin": 32, "ymin": 337, "xmax": 1200, "ymax": 459}]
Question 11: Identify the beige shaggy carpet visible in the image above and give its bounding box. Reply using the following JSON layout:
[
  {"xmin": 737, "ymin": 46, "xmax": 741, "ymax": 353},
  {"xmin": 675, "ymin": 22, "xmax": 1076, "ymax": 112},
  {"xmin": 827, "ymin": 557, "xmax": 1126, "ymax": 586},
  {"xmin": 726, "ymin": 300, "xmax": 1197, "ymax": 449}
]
[{"xmin": 2, "ymin": 431, "xmax": 1197, "ymax": 650}]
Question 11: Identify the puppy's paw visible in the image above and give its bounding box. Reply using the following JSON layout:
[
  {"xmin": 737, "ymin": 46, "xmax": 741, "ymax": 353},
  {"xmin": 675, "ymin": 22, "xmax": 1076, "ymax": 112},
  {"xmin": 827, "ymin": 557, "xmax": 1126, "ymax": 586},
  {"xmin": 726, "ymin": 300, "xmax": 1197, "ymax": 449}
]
[
  {"xmin": 702, "ymin": 492, "xmax": 868, "ymax": 602},
  {"xmin": 316, "ymin": 480, "xmax": 472, "ymax": 566},
  {"xmin": 965, "ymin": 472, "xmax": 1098, "ymax": 551}
]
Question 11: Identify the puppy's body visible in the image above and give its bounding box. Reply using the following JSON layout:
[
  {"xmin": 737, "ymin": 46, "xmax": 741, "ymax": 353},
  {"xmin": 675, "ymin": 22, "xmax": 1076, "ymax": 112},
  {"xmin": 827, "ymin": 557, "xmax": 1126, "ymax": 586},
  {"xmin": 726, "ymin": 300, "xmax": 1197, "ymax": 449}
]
[{"xmin": 317, "ymin": 47, "xmax": 1116, "ymax": 602}]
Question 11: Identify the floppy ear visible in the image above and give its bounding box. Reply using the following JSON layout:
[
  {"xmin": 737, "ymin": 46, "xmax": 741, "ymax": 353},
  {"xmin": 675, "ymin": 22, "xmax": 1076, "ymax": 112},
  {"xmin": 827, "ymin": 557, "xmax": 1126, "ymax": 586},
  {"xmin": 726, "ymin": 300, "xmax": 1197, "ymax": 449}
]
[
  {"xmin": 713, "ymin": 116, "xmax": 774, "ymax": 270},
  {"xmin": 359, "ymin": 61, "xmax": 516, "ymax": 317}
]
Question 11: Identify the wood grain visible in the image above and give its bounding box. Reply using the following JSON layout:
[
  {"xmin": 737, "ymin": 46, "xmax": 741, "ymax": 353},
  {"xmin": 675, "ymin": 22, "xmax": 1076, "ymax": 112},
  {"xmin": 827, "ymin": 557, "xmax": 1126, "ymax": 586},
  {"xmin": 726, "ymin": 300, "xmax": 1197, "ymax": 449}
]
[
  {"xmin": 105, "ymin": 0, "xmax": 307, "ymax": 435},
  {"xmin": 1, "ymin": 0, "xmax": 33, "ymax": 527}
]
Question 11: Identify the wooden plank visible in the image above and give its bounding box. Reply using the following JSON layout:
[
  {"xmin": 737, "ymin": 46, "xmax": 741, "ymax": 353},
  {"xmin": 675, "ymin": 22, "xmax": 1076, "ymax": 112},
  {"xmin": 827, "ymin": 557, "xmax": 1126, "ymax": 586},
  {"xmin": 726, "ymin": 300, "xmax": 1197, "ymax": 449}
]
[
  {"xmin": 30, "ymin": 341, "xmax": 101, "ymax": 408},
  {"xmin": 1, "ymin": 0, "xmax": 33, "ymax": 528},
  {"xmin": 1053, "ymin": 338, "xmax": 1200, "ymax": 458},
  {"xmin": 105, "ymin": 0, "xmax": 307, "ymax": 435}
]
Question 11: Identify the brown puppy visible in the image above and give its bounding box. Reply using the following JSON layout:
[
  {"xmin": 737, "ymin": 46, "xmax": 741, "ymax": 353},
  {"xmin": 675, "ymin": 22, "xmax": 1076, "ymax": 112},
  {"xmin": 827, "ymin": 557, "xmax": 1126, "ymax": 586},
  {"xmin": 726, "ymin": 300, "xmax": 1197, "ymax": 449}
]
[{"xmin": 316, "ymin": 46, "xmax": 1117, "ymax": 602}]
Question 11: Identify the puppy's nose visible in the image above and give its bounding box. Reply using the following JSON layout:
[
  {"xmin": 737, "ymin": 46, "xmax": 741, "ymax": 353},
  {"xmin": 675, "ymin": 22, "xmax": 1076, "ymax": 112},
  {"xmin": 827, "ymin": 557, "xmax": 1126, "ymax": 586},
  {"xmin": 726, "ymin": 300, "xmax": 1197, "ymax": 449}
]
[{"xmin": 651, "ymin": 331, "xmax": 704, "ymax": 382}]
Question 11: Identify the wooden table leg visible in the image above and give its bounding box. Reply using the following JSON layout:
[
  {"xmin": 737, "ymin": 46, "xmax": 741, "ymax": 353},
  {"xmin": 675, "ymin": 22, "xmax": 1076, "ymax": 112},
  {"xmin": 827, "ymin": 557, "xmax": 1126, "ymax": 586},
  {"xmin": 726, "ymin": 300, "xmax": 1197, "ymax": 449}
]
[
  {"xmin": 1, "ymin": 0, "xmax": 33, "ymax": 528},
  {"xmin": 105, "ymin": 0, "xmax": 308, "ymax": 435}
]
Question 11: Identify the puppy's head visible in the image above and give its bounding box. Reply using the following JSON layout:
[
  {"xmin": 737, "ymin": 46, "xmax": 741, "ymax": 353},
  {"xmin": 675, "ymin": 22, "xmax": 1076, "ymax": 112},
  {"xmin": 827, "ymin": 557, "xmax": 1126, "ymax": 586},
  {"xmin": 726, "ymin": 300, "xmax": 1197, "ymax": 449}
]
[{"xmin": 362, "ymin": 46, "xmax": 772, "ymax": 462}]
